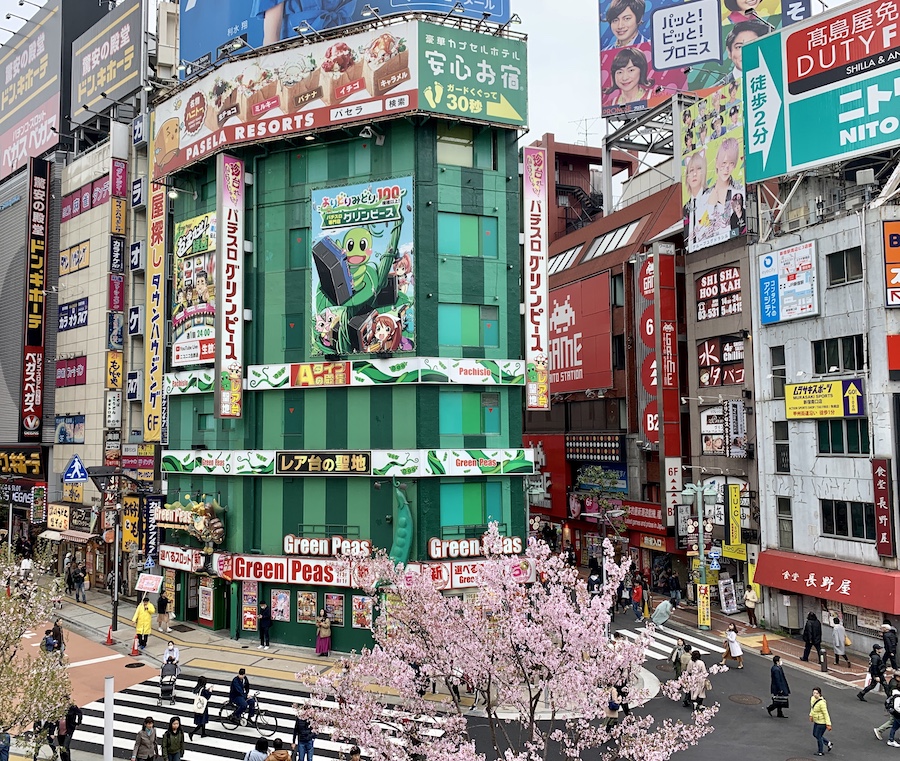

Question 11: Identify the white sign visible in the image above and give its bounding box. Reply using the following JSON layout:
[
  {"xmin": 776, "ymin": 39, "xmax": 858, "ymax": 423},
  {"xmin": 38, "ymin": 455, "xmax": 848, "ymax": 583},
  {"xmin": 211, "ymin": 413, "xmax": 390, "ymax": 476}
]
[
  {"xmin": 63, "ymin": 454, "xmax": 88, "ymax": 484},
  {"xmin": 523, "ymin": 146, "xmax": 549, "ymax": 410},
  {"xmin": 159, "ymin": 544, "xmax": 205, "ymax": 572},
  {"xmin": 105, "ymin": 390, "xmax": 122, "ymax": 427},
  {"xmin": 758, "ymin": 241, "xmax": 819, "ymax": 325},
  {"xmin": 664, "ymin": 457, "xmax": 682, "ymax": 527},
  {"xmin": 650, "ymin": 0, "xmax": 721, "ymax": 72},
  {"xmin": 135, "ymin": 573, "xmax": 163, "ymax": 593}
]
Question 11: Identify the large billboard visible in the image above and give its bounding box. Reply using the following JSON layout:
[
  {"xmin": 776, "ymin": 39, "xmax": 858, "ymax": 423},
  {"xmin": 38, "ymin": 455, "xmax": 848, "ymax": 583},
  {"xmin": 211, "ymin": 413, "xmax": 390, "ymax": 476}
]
[
  {"xmin": 150, "ymin": 20, "xmax": 527, "ymax": 180},
  {"xmin": 172, "ymin": 212, "xmax": 217, "ymax": 366},
  {"xmin": 179, "ymin": 0, "xmax": 512, "ymax": 69},
  {"xmin": 71, "ymin": 0, "xmax": 143, "ymax": 125},
  {"xmin": 758, "ymin": 240, "xmax": 819, "ymax": 325},
  {"xmin": 745, "ymin": 0, "xmax": 900, "ymax": 181},
  {"xmin": 311, "ymin": 176, "xmax": 415, "ymax": 356},
  {"xmin": 0, "ymin": 1, "xmax": 61, "ymax": 181},
  {"xmin": 681, "ymin": 82, "xmax": 746, "ymax": 252},
  {"xmin": 524, "ymin": 146, "xmax": 549, "ymax": 411},
  {"xmin": 599, "ymin": 0, "xmax": 801, "ymax": 117}
]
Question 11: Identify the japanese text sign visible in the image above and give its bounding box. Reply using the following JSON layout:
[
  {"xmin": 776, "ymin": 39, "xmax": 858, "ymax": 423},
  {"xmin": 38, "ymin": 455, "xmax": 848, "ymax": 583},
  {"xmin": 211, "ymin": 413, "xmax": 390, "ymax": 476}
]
[
  {"xmin": 0, "ymin": 446, "xmax": 46, "ymax": 478},
  {"xmin": 873, "ymin": 458, "xmax": 895, "ymax": 557},
  {"xmin": 106, "ymin": 350, "xmax": 123, "ymax": 390},
  {"xmin": 523, "ymin": 146, "xmax": 549, "ymax": 410},
  {"xmin": 110, "ymin": 197, "xmax": 126, "ymax": 235},
  {"xmin": 695, "ymin": 265, "xmax": 742, "ymax": 321},
  {"xmin": 784, "ymin": 378, "xmax": 866, "ymax": 418},
  {"xmin": 58, "ymin": 298, "xmax": 89, "ymax": 332},
  {"xmin": 884, "ymin": 221, "xmax": 900, "ymax": 306},
  {"xmin": 143, "ymin": 180, "xmax": 166, "ymax": 442},
  {"xmin": 172, "ymin": 212, "xmax": 216, "ymax": 367},
  {"xmin": 758, "ymin": 241, "xmax": 819, "ymax": 324},
  {"xmin": 275, "ymin": 451, "xmax": 372, "ymax": 476}
]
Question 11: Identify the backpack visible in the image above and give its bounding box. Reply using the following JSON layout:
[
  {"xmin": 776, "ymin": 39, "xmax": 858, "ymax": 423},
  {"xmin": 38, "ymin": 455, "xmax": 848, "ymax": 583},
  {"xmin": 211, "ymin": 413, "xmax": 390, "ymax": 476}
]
[
  {"xmin": 192, "ymin": 693, "xmax": 208, "ymax": 713},
  {"xmin": 887, "ymin": 695, "xmax": 900, "ymax": 717},
  {"xmin": 40, "ymin": 635, "xmax": 55, "ymax": 653}
]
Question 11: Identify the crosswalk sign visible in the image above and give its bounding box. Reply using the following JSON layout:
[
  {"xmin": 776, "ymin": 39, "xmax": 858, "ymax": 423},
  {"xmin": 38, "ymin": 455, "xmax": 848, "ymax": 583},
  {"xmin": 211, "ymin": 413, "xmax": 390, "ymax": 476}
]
[
  {"xmin": 63, "ymin": 454, "xmax": 89, "ymax": 484},
  {"xmin": 144, "ymin": 557, "xmax": 155, "ymax": 569}
]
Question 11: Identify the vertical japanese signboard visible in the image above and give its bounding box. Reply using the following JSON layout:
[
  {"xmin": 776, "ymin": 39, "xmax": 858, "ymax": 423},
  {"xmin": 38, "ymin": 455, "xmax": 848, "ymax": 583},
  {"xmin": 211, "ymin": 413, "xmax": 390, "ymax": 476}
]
[
  {"xmin": 884, "ymin": 221, "xmax": 900, "ymax": 307},
  {"xmin": 635, "ymin": 255, "xmax": 658, "ymax": 445},
  {"xmin": 728, "ymin": 483, "xmax": 742, "ymax": 545},
  {"xmin": 214, "ymin": 154, "xmax": 245, "ymax": 419},
  {"xmin": 143, "ymin": 494, "xmax": 161, "ymax": 564},
  {"xmin": 873, "ymin": 458, "xmax": 894, "ymax": 557},
  {"xmin": 655, "ymin": 242, "xmax": 681, "ymax": 527},
  {"xmin": 523, "ymin": 146, "xmax": 549, "ymax": 410},
  {"xmin": 21, "ymin": 158, "xmax": 49, "ymax": 441},
  {"xmin": 143, "ymin": 180, "xmax": 166, "ymax": 441}
]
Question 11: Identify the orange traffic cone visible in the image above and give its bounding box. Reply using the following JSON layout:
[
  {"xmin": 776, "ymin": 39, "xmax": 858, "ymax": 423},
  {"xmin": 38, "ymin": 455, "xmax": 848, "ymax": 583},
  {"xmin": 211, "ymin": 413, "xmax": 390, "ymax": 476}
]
[
  {"xmin": 760, "ymin": 634, "xmax": 772, "ymax": 655},
  {"xmin": 105, "ymin": 626, "xmax": 114, "ymax": 646},
  {"xmin": 130, "ymin": 634, "xmax": 140, "ymax": 656}
]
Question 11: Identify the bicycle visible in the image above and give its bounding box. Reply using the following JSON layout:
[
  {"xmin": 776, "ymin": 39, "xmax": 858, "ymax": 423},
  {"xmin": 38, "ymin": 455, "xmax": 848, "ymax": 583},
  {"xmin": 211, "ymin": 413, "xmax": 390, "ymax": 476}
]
[{"xmin": 218, "ymin": 692, "xmax": 275, "ymax": 736}]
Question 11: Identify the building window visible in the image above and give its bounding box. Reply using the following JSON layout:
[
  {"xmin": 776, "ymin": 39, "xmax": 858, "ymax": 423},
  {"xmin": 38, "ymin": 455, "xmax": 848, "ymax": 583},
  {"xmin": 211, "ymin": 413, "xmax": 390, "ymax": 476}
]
[
  {"xmin": 642, "ymin": 482, "xmax": 660, "ymax": 503},
  {"xmin": 198, "ymin": 413, "xmax": 214, "ymax": 431},
  {"xmin": 817, "ymin": 418, "xmax": 870, "ymax": 455},
  {"xmin": 612, "ymin": 334, "xmax": 626, "ymax": 370},
  {"xmin": 813, "ymin": 334, "xmax": 865, "ymax": 374},
  {"xmin": 771, "ymin": 345, "xmax": 786, "ymax": 399},
  {"xmin": 774, "ymin": 421, "xmax": 790, "ymax": 473},
  {"xmin": 827, "ymin": 246, "xmax": 863, "ymax": 286},
  {"xmin": 777, "ymin": 497, "xmax": 793, "ymax": 549},
  {"xmin": 611, "ymin": 272, "xmax": 625, "ymax": 307},
  {"xmin": 439, "ymin": 390, "xmax": 500, "ymax": 435},
  {"xmin": 438, "ymin": 304, "xmax": 499, "ymax": 347},
  {"xmin": 821, "ymin": 498, "xmax": 876, "ymax": 541},
  {"xmin": 437, "ymin": 213, "xmax": 498, "ymax": 258},
  {"xmin": 438, "ymin": 480, "xmax": 501, "ymax": 528},
  {"xmin": 436, "ymin": 122, "xmax": 474, "ymax": 167}
]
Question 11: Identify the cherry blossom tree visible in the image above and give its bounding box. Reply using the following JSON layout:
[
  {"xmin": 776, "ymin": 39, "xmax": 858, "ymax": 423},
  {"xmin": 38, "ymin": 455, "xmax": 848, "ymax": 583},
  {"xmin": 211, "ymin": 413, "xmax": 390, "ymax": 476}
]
[{"xmin": 297, "ymin": 524, "xmax": 719, "ymax": 761}]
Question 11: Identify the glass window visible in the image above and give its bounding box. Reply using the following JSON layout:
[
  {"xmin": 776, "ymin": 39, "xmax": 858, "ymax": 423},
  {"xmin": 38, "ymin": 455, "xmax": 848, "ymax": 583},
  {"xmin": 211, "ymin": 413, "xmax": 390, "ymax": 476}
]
[
  {"xmin": 611, "ymin": 272, "xmax": 625, "ymax": 307},
  {"xmin": 289, "ymin": 228, "xmax": 310, "ymax": 270},
  {"xmin": 774, "ymin": 420, "xmax": 790, "ymax": 473},
  {"xmin": 198, "ymin": 413, "xmax": 214, "ymax": 431},
  {"xmin": 827, "ymin": 246, "xmax": 863, "ymax": 286},
  {"xmin": 771, "ymin": 345, "xmax": 786, "ymax": 399},
  {"xmin": 612, "ymin": 334, "xmax": 626, "ymax": 370},
  {"xmin": 438, "ymin": 481, "xmax": 499, "ymax": 528},
  {"xmin": 818, "ymin": 418, "xmax": 869, "ymax": 455},
  {"xmin": 439, "ymin": 390, "xmax": 501, "ymax": 435},
  {"xmin": 821, "ymin": 498, "xmax": 876, "ymax": 540},
  {"xmin": 813, "ymin": 334, "xmax": 865, "ymax": 373},
  {"xmin": 777, "ymin": 496, "xmax": 793, "ymax": 550},
  {"xmin": 437, "ymin": 122, "xmax": 474, "ymax": 167},
  {"xmin": 438, "ymin": 304, "xmax": 500, "ymax": 347},
  {"xmin": 437, "ymin": 213, "xmax": 498, "ymax": 258}
]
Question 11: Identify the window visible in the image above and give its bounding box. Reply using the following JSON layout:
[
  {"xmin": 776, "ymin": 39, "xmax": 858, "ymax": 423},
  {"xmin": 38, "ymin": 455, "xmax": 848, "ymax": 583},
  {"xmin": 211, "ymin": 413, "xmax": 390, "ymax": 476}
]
[
  {"xmin": 821, "ymin": 498, "xmax": 876, "ymax": 541},
  {"xmin": 436, "ymin": 122, "xmax": 474, "ymax": 167},
  {"xmin": 198, "ymin": 413, "xmax": 214, "ymax": 431},
  {"xmin": 813, "ymin": 334, "xmax": 865, "ymax": 374},
  {"xmin": 437, "ymin": 213, "xmax": 498, "ymax": 258},
  {"xmin": 612, "ymin": 334, "xmax": 626, "ymax": 370},
  {"xmin": 817, "ymin": 418, "xmax": 870, "ymax": 455},
  {"xmin": 611, "ymin": 272, "xmax": 625, "ymax": 307},
  {"xmin": 547, "ymin": 245, "xmax": 583, "ymax": 274},
  {"xmin": 777, "ymin": 497, "xmax": 794, "ymax": 549},
  {"xmin": 438, "ymin": 304, "xmax": 499, "ymax": 347},
  {"xmin": 581, "ymin": 220, "xmax": 642, "ymax": 261},
  {"xmin": 771, "ymin": 345, "xmax": 786, "ymax": 399},
  {"xmin": 774, "ymin": 421, "xmax": 790, "ymax": 473},
  {"xmin": 288, "ymin": 228, "xmax": 309, "ymax": 269},
  {"xmin": 827, "ymin": 246, "xmax": 863, "ymax": 286},
  {"xmin": 642, "ymin": 482, "xmax": 660, "ymax": 503},
  {"xmin": 439, "ymin": 390, "xmax": 500, "ymax": 435},
  {"xmin": 439, "ymin": 481, "xmax": 501, "ymax": 527}
]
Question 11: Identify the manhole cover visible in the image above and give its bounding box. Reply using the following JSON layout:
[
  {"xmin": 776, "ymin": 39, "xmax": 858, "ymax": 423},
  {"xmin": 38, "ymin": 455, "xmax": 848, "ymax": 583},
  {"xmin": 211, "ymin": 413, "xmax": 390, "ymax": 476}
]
[
  {"xmin": 169, "ymin": 624, "xmax": 193, "ymax": 633},
  {"xmin": 656, "ymin": 662, "xmax": 674, "ymax": 672},
  {"xmin": 728, "ymin": 694, "xmax": 762, "ymax": 705},
  {"xmin": 125, "ymin": 662, "xmax": 145, "ymax": 669}
]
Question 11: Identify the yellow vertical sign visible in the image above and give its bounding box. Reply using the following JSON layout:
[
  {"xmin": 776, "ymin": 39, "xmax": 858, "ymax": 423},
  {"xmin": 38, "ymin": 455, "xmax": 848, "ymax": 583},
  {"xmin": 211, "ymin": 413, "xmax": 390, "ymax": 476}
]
[
  {"xmin": 698, "ymin": 583, "xmax": 711, "ymax": 628},
  {"xmin": 143, "ymin": 179, "xmax": 166, "ymax": 442},
  {"xmin": 121, "ymin": 495, "xmax": 140, "ymax": 552},
  {"xmin": 728, "ymin": 483, "xmax": 741, "ymax": 546}
]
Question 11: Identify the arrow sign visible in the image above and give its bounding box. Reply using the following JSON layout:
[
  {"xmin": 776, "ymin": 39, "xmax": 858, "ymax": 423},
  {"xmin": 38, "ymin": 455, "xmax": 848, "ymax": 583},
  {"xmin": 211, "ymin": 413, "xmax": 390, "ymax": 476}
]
[
  {"xmin": 63, "ymin": 454, "xmax": 89, "ymax": 484},
  {"xmin": 844, "ymin": 381, "xmax": 862, "ymax": 415},
  {"xmin": 487, "ymin": 94, "xmax": 523, "ymax": 122}
]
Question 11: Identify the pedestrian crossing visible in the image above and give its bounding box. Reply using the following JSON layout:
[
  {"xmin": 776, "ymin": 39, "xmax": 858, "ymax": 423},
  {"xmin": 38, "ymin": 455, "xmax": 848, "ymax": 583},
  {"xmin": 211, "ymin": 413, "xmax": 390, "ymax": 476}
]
[
  {"xmin": 613, "ymin": 624, "xmax": 725, "ymax": 663},
  {"xmin": 64, "ymin": 674, "xmax": 445, "ymax": 761}
]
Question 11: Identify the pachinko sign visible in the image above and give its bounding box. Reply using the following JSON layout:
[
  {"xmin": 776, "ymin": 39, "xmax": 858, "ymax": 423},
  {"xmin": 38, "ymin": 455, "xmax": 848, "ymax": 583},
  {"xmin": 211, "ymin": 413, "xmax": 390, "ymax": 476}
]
[{"xmin": 523, "ymin": 147, "xmax": 549, "ymax": 410}]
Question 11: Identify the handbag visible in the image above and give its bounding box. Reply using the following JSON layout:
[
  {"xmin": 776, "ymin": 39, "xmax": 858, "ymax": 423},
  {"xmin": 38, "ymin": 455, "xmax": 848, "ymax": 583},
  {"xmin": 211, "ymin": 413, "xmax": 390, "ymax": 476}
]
[
  {"xmin": 772, "ymin": 695, "xmax": 789, "ymax": 708},
  {"xmin": 704, "ymin": 678, "xmax": 712, "ymax": 692},
  {"xmin": 845, "ymin": 634, "xmax": 852, "ymax": 647},
  {"xmin": 865, "ymin": 672, "xmax": 873, "ymax": 688}
]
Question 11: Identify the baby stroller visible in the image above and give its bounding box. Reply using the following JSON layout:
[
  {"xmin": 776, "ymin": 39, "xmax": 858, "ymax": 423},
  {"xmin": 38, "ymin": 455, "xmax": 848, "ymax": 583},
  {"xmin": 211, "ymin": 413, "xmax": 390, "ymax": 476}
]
[{"xmin": 158, "ymin": 660, "xmax": 178, "ymax": 705}]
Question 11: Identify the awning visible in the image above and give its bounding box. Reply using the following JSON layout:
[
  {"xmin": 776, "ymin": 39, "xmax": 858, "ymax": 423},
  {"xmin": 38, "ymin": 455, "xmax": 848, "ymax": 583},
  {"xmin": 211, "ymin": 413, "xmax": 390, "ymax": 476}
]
[
  {"xmin": 753, "ymin": 548, "xmax": 900, "ymax": 614},
  {"xmin": 60, "ymin": 530, "xmax": 99, "ymax": 545},
  {"xmin": 37, "ymin": 529, "xmax": 61, "ymax": 542}
]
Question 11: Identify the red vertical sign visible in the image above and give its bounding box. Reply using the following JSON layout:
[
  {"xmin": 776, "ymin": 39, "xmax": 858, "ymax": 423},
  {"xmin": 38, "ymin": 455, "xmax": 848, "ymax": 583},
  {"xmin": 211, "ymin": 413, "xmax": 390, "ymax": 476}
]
[
  {"xmin": 873, "ymin": 458, "xmax": 895, "ymax": 558},
  {"xmin": 657, "ymin": 247, "xmax": 680, "ymax": 458}
]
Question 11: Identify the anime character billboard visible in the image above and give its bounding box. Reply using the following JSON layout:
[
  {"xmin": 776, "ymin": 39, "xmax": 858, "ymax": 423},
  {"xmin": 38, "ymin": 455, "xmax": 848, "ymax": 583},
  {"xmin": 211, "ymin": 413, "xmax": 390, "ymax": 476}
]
[{"xmin": 311, "ymin": 176, "xmax": 414, "ymax": 356}]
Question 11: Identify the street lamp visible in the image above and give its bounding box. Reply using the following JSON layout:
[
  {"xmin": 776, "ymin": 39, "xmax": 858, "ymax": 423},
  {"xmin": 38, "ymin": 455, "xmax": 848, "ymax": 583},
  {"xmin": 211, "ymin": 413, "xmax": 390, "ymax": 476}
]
[{"xmin": 681, "ymin": 482, "xmax": 717, "ymax": 631}]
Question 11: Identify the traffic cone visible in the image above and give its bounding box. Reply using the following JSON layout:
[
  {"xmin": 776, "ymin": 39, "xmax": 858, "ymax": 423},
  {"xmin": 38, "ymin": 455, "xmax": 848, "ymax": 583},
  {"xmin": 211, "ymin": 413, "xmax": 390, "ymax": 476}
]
[
  {"xmin": 760, "ymin": 634, "xmax": 772, "ymax": 655},
  {"xmin": 130, "ymin": 634, "xmax": 140, "ymax": 656},
  {"xmin": 105, "ymin": 626, "xmax": 114, "ymax": 646}
]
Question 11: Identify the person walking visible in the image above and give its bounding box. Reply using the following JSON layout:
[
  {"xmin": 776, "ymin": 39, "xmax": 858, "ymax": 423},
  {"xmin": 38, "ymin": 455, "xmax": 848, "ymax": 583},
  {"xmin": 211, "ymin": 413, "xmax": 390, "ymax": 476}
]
[
  {"xmin": 809, "ymin": 687, "xmax": 833, "ymax": 756},
  {"xmin": 884, "ymin": 621, "xmax": 899, "ymax": 670},
  {"xmin": 882, "ymin": 688, "xmax": 900, "ymax": 746},
  {"xmin": 31, "ymin": 720, "xmax": 56, "ymax": 761},
  {"xmin": 743, "ymin": 585, "xmax": 759, "ymax": 628},
  {"xmin": 873, "ymin": 673, "xmax": 900, "ymax": 739},
  {"xmin": 132, "ymin": 597, "xmax": 155, "ymax": 650},
  {"xmin": 64, "ymin": 561, "xmax": 74, "ymax": 597},
  {"xmin": 721, "ymin": 622, "xmax": 744, "ymax": 668},
  {"xmin": 72, "ymin": 564, "xmax": 87, "ymax": 603},
  {"xmin": 131, "ymin": 717, "xmax": 159, "ymax": 761},
  {"xmin": 831, "ymin": 617, "xmax": 850, "ymax": 667},
  {"xmin": 163, "ymin": 640, "xmax": 180, "ymax": 665},
  {"xmin": 801, "ymin": 612, "xmax": 823, "ymax": 662},
  {"xmin": 651, "ymin": 598, "xmax": 676, "ymax": 629},
  {"xmin": 679, "ymin": 644, "xmax": 693, "ymax": 706},
  {"xmin": 245, "ymin": 739, "xmax": 268, "ymax": 761},
  {"xmin": 56, "ymin": 698, "xmax": 82, "ymax": 761},
  {"xmin": 157, "ymin": 592, "xmax": 171, "ymax": 633},
  {"xmin": 265, "ymin": 738, "xmax": 291, "ymax": 761},
  {"xmin": 51, "ymin": 618, "xmax": 65, "ymax": 656},
  {"xmin": 188, "ymin": 676, "xmax": 212, "ymax": 740},
  {"xmin": 670, "ymin": 637, "xmax": 687, "ymax": 679},
  {"xmin": 259, "ymin": 601, "xmax": 272, "ymax": 650},
  {"xmin": 668, "ymin": 571, "xmax": 682, "ymax": 604},
  {"xmin": 161, "ymin": 717, "xmax": 185, "ymax": 761},
  {"xmin": 291, "ymin": 706, "xmax": 315, "ymax": 761},
  {"xmin": 315, "ymin": 610, "xmax": 331, "ymax": 657},
  {"xmin": 859, "ymin": 644, "xmax": 889, "ymax": 701},
  {"xmin": 766, "ymin": 655, "xmax": 790, "ymax": 719},
  {"xmin": 686, "ymin": 650, "xmax": 709, "ymax": 711},
  {"xmin": 630, "ymin": 581, "xmax": 643, "ymax": 623}
]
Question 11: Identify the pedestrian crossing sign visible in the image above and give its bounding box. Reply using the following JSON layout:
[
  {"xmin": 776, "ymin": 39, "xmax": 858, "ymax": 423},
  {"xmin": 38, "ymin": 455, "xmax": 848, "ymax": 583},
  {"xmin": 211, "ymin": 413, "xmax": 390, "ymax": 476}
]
[{"xmin": 62, "ymin": 454, "xmax": 89, "ymax": 484}]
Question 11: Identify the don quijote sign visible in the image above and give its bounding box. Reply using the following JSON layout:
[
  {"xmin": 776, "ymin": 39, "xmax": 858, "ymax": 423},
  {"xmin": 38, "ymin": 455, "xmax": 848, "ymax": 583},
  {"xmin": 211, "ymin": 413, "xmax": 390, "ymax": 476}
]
[
  {"xmin": 282, "ymin": 534, "xmax": 371, "ymax": 557},
  {"xmin": 159, "ymin": 544, "xmax": 204, "ymax": 572}
]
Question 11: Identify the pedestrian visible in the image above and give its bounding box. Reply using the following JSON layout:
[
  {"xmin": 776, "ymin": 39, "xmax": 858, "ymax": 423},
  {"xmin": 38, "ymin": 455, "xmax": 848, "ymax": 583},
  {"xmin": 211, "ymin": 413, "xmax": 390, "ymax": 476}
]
[
  {"xmin": 680, "ymin": 644, "xmax": 694, "ymax": 706},
  {"xmin": 51, "ymin": 617, "xmax": 65, "ymax": 656},
  {"xmin": 131, "ymin": 717, "xmax": 159, "ymax": 761},
  {"xmin": 630, "ymin": 581, "xmax": 643, "ymax": 622},
  {"xmin": 766, "ymin": 655, "xmax": 790, "ymax": 719},
  {"xmin": 743, "ymin": 585, "xmax": 759, "ymax": 627},
  {"xmin": 291, "ymin": 705, "xmax": 315, "ymax": 761},
  {"xmin": 874, "ymin": 674, "xmax": 900, "ymax": 739},
  {"xmin": 617, "ymin": 580, "xmax": 629, "ymax": 613},
  {"xmin": 686, "ymin": 650, "xmax": 709, "ymax": 711},
  {"xmin": 163, "ymin": 640, "xmax": 180, "ymax": 665},
  {"xmin": 348, "ymin": 747, "xmax": 361, "ymax": 761},
  {"xmin": 62, "ymin": 551, "xmax": 72, "ymax": 585},
  {"xmin": 259, "ymin": 601, "xmax": 272, "ymax": 650},
  {"xmin": 808, "ymin": 686, "xmax": 833, "ymax": 756},
  {"xmin": 651, "ymin": 597, "xmax": 676, "ymax": 629},
  {"xmin": 161, "ymin": 717, "xmax": 185, "ymax": 761},
  {"xmin": 132, "ymin": 597, "xmax": 155, "ymax": 650},
  {"xmin": 670, "ymin": 637, "xmax": 686, "ymax": 678},
  {"xmin": 721, "ymin": 622, "xmax": 744, "ymax": 668},
  {"xmin": 157, "ymin": 592, "xmax": 171, "ymax": 633},
  {"xmin": 801, "ymin": 612, "xmax": 823, "ymax": 662},
  {"xmin": 188, "ymin": 676, "xmax": 212, "ymax": 740},
  {"xmin": 229, "ymin": 667, "xmax": 256, "ymax": 723},
  {"xmin": 0, "ymin": 730, "xmax": 9, "ymax": 761},
  {"xmin": 265, "ymin": 738, "xmax": 291, "ymax": 761},
  {"xmin": 641, "ymin": 575, "xmax": 652, "ymax": 617},
  {"xmin": 64, "ymin": 561, "xmax": 74, "ymax": 596},
  {"xmin": 880, "ymin": 688, "xmax": 900, "ymax": 746},
  {"xmin": 602, "ymin": 687, "xmax": 623, "ymax": 730},
  {"xmin": 31, "ymin": 719, "xmax": 56, "ymax": 761},
  {"xmin": 245, "ymin": 739, "xmax": 268, "ymax": 761},
  {"xmin": 72, "ymin": 564, "xmax": 86, "ymax": 603},
  {"xmin": 315, "ymin": 609, "xmax": 331, "ymax": 657},
  {"xmin": 56, "ymin": 697, "xmax": 82, "ymax": 761},
  {"xmin": 563, "ymin": 541, "xmax": 576, "ymax": 566},
  {"xmin": 859, "ymin": 644, "xmax": 889, "ymax": 701},
  {"xmin": 831, "ymin": 617, "xmax": 851, "ymax": 667},
  {"xmin": 884, "ymin": 620, "xmax": 899, "ymax": 670},
  {"xmin": 668, "ymin": 571, "xmax": 682, "ymax": 604},
  {"xmin": 40, "ymin": 629, "xmax": 57, "ymax": 655}
]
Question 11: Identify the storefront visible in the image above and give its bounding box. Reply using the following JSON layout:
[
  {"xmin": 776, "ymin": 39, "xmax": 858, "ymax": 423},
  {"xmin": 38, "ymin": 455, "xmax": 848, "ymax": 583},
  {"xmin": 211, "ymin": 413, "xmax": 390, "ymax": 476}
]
[
  {"xmin": 619, "ymin": 499, "xmax": 685, "ymax": 590},
  {"xmin": 158, "ymin": 544, "xmax": 228, "ymax": 629}
]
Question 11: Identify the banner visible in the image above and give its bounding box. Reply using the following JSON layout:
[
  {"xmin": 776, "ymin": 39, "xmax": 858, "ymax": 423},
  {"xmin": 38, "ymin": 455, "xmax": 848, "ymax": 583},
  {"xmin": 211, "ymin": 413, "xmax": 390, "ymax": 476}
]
[
  {"xmin": 873, "ymin": 459, "xmax": 895, "ymax": 558},
  {"xmin": 143, "ymin": 180, "xmax": 167, "ymax": 441},
  {"xmin": 311, "ymin": 176, "xmax": 414, "ymax": 356},
  {"xmin": 523, "ymin": 146, "xmax": 549, "ymax": 410},
  {"xmin": 214, "ymin": 155, "xmax": 245, "ymax": 418},
  {"xmin": 172, "ymin": 212, "xmax": 217, "ymax": 366},
  {"xmin": 681, "ymin": 83, "xmax": 746, "ymax": 252}
]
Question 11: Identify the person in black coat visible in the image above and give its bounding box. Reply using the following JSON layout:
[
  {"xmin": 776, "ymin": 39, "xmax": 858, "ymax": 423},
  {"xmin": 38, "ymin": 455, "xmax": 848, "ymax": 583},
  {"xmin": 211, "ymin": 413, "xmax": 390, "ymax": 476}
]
[
  {"xmin": 258, "ymin": 602, "xmax": 272, "ymax": 650},
  {"xmin": 884, "ymin": 620, "xmax": 899, "ymax": 670},
  {"xmin": 766, "ymin": 655, "xmax": 790, "ymax": 718},
  {"xmin": 858, "ymin": 644, "xmax": 889, "ymax": 700},
  {"xmin": 801, "ymin": 612, "xmax": 823, "ymax": 662}
]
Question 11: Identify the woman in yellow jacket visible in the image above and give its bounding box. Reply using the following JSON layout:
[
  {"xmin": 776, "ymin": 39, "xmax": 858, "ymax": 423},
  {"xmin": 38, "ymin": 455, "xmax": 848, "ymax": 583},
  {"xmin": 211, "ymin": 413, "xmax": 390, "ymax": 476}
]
[
  {"xmin": 809, "ymin": 686, "xmax": 833, "ymax": 756},
  {"xmin": 132, "ymin": 597, "xmax": 156, "ymax": 650}
]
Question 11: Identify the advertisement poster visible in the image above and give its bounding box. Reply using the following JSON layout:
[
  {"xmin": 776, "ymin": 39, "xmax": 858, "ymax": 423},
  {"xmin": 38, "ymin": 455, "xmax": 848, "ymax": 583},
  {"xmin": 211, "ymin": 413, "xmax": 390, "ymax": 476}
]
[
  {"xmin": 172, "ymin": 212, "xmax": 217, "ymax": 366},
  {"xmin": 54, "ymin": 415, "xmax": 86, "ymax": 445},
  {"xmin": 758, "ymin": 241, "xmax": 819, "ymax": 324},
  {"xmin": 242, "ymin": 580, "xmax": 258, "ymax": 630},
  {"xmin": 600, "ymin": 0, "xmax": 793, "ymax": 117},
  {"xmin": 523, "ymin": 147, "xmax": 549, "ymax": 410},
  {"xmin": 297, "ymin": 591, "xmax": 318, "ymax": 623},
  {"xmin": 199, "ymin": 583, "xmax": 214, "ymax": 621},
  {"xmin": 325, "ymin": 592, "xmax": 345, "ymax": 627},
  {"xmin": 311, "ymin": 176, "xmax": 415, "ymax": 356},
  {"xmin": 681, "ymin": 83, "xmax": 746, "ymax": 252},
  {"xmin": 351, "ymin": 594, "xmax": 373, "ymax": 629},
  {"xmin": 164, "ymin": 567, "xmax": 176, "ymax": 603},
  {"xmin": 271, "ymin": 589, "xmax": 291, "ymax": 621}
]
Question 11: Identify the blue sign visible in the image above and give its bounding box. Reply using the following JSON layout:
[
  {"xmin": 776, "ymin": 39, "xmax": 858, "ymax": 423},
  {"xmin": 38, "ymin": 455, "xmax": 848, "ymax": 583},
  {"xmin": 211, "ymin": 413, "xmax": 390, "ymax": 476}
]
[
  {"xmin": 58, "ymin": 298, "xmax": 89, "ymax": 332},
  {"xmin": 757, "ymin": 241, "xmax": 819, "ymax": 325},
  {"xmin": 707, "ymin": 547, "xmax": 721, "ymax": 559},
  {"xmin": 144, "ymin": 557, "xmax": 155, "ymax": 569},
  {"xmin": 709, "ymin": 560, "xmax": 721, "ymax": 571},
  {"xmin": 63, "ymin": 454, "xmax": 89, "ymax": 484}
]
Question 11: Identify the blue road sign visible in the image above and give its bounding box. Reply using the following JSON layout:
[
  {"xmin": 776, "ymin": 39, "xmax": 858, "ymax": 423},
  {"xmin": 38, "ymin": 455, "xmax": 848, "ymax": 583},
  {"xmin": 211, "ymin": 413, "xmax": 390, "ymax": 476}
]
[{"xmin": 63, "ymin": 454, "xmax": 89, "ymax": 484}]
